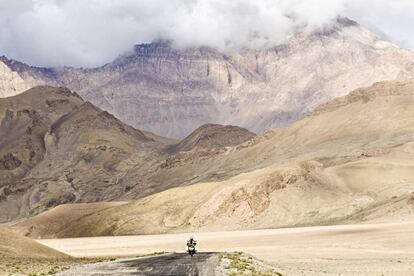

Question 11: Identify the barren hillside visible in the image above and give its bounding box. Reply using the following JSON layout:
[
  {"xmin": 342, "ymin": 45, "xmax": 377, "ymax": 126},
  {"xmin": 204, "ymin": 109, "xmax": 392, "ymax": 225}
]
[
  {"xmin": 0, "ymin": 86, "xmax": 257, "ymax": 223},
  {"xmin": 167, "ymin": 124, "xmax": 256, "ymax": 153},
  {"xmin": 12, "ymin": 80, "xmax": 414, "ymax": 237},
  {"xmin": 0, "ymin": 86, "xmax": 167, "ymax": 222},
  {"xmin": 0, "ymin": 226, "xmax": 67, "ymax": 259}
]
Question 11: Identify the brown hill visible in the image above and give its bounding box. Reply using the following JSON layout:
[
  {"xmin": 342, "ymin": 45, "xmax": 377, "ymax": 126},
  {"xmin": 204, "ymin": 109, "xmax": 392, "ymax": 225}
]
[
  {"xmin": 0, "ymin": 86, "xmax": 168, "ymax": 222},
  {"xmin": 167, "ymin": 124, "xmax": 256, "ymax": 153},
  {"xmin": 0, "ymin": 86, "xmax": 83, "ymax": 186},
  {"xmin": 0, "ymin": 86, "xmax": 260, "ymax": 223},
  {"xmin": 0, "ymin": 226, "xmax": 67, "ymax": 259},
  {"xmin": 9, "ymin": 202, "xmax": 128, "ymax": 239},
  {"xmin": 12, "ymin": 80, "xmax": 414, "ymax": 237}
]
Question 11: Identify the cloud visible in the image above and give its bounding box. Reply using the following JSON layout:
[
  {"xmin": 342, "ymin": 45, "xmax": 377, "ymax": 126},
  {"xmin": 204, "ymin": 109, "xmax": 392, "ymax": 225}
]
[
  {"xmin": 343, "ymin": 0, "xmax": 414, "ymax": 49},
  {"xmin": 0, "ymin": 0, "xmax": 412, "ymax": 67}
]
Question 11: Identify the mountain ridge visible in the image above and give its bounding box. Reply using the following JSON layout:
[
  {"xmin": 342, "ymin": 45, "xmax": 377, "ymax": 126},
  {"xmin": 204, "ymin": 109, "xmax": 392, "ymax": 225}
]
[
  {"xmin": 10, "ymin": 80, "xmax": 414, "ymax": 237},
  {"xmin": 0, "ymin": 86, "xmax": 258, "ymax": 222},
  {"xmin": 0, "ymin": 86, "xmax": 167, "ymax": 221},
  {"xmin": 1, "ymin": 18, "xmax": 414, "ymax": 138}
]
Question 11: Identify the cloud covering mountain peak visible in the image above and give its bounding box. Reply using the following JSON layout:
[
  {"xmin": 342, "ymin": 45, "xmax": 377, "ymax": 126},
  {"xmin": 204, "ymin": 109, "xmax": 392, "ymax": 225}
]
[{"xmin": 0, "ymin": 0, "xmax": 413, "ymax": 67}]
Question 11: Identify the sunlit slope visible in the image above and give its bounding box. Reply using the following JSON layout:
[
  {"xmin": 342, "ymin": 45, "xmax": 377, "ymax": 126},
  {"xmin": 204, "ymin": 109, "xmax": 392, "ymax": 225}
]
[
  {"xmin": 14, "ymin": 80, "xmax": 414, "ymax": 237},
  {"xmin": 0, "ymin": 226, "xmax": 68, "ymax": 258}
]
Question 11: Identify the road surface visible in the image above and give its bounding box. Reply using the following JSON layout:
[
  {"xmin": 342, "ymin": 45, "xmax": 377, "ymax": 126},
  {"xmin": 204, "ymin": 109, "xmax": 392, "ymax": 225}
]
[
  {"xmin": 42, "ymin": 221, "xmax": 414, "ymax": 275},
  {"xmin": 59, "ymin": 253, "xmax": 218, "ymax": 276}
]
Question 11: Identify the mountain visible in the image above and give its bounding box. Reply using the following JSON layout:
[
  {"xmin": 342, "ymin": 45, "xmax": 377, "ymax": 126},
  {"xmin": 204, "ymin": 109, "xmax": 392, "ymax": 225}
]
[
  {"xmin": 11, "ymin": 80, "xmax": 414, "ymax": 237},
  {"xmin": 0, "ymin": 86, "xmax": 256, "ymax": 223},
  {"xmin": 167, "ymin": 124, "xmax": 256, "ymax": 153},
  {"xmin": 0, "ymin": 86, "xmax": 170, "ymax": 222},
  {"xmin": 1, "ymin": 18, "xmax": 414, "ymax": 138}
]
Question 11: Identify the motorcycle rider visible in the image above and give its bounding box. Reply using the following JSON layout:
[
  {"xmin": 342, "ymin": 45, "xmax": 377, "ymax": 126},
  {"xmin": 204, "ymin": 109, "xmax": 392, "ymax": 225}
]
[
  {"xmin": 186, "ymin": 236, "xmax": 197, "ymax": 256},
  {"xmin": 187, "ymin": 236, "xmax": 197, "ymax": 246}
]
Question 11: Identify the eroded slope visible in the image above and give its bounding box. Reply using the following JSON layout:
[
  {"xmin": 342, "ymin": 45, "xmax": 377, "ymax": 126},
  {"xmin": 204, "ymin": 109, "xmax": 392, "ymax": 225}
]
[
  {"xmin": 0, "ymin": 86, "xmax": 166, "ymax": 222},
  {"xmin": 13, "ymin": 80, "xmax": 414, "ymax": 237}
]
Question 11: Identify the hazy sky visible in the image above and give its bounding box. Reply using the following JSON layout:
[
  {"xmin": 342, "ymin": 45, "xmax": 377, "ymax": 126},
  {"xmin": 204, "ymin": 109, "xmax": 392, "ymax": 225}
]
[{"xmin": 0, "ymin": 0, "xmax": 413, "ymax": 67}]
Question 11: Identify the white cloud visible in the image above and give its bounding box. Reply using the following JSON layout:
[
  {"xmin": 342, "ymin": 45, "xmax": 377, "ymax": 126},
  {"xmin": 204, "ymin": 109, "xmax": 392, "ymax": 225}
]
[
  {"xmin": 344, "ymin": 0, "xmax": 414, "ymax": 49},
  {"xmin": 0, "ymin": 0, "xmax": 412, "ymax": 67}
]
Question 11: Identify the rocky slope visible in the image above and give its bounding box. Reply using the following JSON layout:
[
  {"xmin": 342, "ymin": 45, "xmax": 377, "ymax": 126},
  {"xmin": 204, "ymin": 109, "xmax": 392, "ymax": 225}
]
[
  {"xmin": 167, "ymin": 124, "xmax": 256, "ymax": 153},
  {"xmin": 0, "ymin": 59, "xmax": 36, "ymax": 98},
  {"xmin": 2, "ymin": 18, "xmax": 414, "ymax": 138},
  {"xmin": 0, "ymin": 86, "xmax": 168, "ymax": 222},
  {"xmin": 11, "ymin": 80, "xmax": 414, "ymax": 237},
  {"xmin": 0, "ymin": 86, "xmax": 257, "ymax": 223}
]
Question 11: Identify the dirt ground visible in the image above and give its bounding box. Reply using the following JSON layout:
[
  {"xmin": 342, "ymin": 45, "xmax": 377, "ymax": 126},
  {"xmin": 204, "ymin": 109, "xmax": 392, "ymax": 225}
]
[
  {"xmin": 38, "ymin": 221, "xmax": 414, "ymax": 275},
  {"xmin": 0, "ymin": 257, "xmax": 115, "ymax": 276}
]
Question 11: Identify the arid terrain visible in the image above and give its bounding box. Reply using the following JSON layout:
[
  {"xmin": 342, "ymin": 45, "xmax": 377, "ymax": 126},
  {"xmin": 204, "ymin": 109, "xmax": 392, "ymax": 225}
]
[
  {"xmin": 0, "ymin": 225, "xmax": 69, "ymax": 274},
  {"xmin": 1, "ymin": 11, "xmax": 414, "ymax": 275},
  {"xmin": 6, "ymin": 80, "xmax": 414, "ymax": 239},
  {"xmin": 0, "ymin": 226, "xmax": 66, "ymax": 259},
  {"xmin": 1, "ymin": 79, "xmax": 414, "ymax": 275},
  {"xmin": 0, "ymin": 86, "xmax": 170, "ymax": 222},
  {"xmin": 39, "ymin": 221, "xmax": 414, "ymax": 275},
  {"xmin": 0, "ymin": 85, "xmax": 259, "ymax": 223}
]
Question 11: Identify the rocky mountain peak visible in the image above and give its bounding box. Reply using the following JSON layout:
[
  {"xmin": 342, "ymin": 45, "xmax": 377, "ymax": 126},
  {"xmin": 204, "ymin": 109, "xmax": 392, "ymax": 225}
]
[{"xmin": 1, "ymin": 18, "xmax": 414, "ymax": 138}]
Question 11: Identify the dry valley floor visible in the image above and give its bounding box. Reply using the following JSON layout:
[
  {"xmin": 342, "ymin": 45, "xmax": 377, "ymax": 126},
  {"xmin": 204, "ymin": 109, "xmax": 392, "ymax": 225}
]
[{"xmin": 39, "ymin": 221, "xmax": 414, "ymax": 276}]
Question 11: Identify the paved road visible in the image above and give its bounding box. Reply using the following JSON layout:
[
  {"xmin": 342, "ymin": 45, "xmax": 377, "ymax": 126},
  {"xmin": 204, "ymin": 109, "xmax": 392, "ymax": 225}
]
[{"xmin": 59, "ymin": 253, "xmax": 219, "ymax": 276}]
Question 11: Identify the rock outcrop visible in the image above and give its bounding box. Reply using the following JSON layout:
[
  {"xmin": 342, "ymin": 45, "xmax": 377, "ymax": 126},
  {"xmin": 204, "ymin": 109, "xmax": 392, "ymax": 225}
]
[{"xmin": 0, "ymin": 60, "xmax": 32, "ymax": 98}]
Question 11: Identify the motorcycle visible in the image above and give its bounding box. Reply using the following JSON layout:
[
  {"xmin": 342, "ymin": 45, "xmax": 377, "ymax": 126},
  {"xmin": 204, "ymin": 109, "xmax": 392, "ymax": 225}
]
[{"xmin": 187, "ymin": 242, "xmax": 197, "ymax": 256}]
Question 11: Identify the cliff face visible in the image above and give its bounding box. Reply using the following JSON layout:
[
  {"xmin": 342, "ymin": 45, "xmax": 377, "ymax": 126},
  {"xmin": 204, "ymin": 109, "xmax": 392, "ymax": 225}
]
[
  {"xmin": 0, "ymin": 60, "xmax": 33, "ymax": 98},
  {"xmin": 2, "ymin": 19, "xmax": 414, "ymax": 138}
]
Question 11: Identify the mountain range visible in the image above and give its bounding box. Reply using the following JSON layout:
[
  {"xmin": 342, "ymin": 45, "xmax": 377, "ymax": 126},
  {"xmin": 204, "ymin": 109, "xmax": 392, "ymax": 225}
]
[
  {"xmin": 1, "ymin": 18, "xmax": 414, "ymax": 139},
  {"xmin": 7, "ymin": 80, "xmax": 414, "ymax": 238},
  {"xmin": 0, "ymin": 86, "xmax": 255, "ymax": 222},
  {"xmin": 1, "ymin": 17, "xmax": 414, "ymax": 241}
]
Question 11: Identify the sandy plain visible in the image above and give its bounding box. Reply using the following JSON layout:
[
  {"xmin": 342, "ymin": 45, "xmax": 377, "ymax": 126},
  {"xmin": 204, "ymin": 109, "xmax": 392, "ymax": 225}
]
[{"xmin": 39, "ymin": 221, "xmax": 414, "ymax": 275}]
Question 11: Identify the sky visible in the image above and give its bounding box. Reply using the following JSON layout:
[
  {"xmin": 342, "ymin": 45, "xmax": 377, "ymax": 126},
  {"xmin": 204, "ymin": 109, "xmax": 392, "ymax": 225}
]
[{"xmin": 0, "ymin": 0, "xmax": 413, "ymax": 68}]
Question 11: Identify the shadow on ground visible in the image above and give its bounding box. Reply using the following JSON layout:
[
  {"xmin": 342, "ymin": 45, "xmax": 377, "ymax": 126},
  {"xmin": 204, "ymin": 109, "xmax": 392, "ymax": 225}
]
[{"xmin": 59, "ymin": 252, "xmax": 219, "ymax": 276}]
